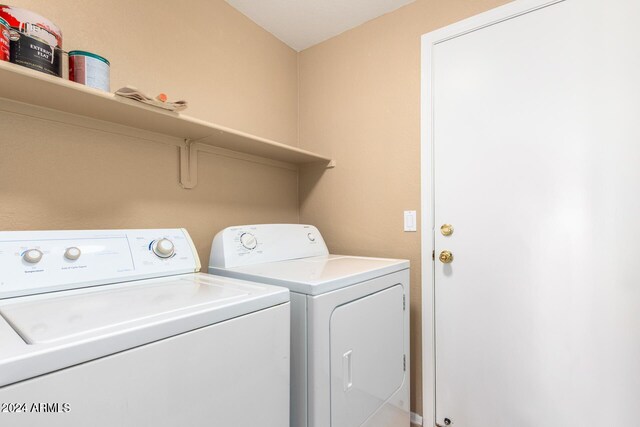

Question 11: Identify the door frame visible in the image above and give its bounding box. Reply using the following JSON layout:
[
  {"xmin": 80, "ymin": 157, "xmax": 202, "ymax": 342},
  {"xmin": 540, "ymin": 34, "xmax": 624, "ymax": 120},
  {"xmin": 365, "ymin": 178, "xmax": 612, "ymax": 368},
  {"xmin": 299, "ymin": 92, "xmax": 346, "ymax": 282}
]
[{"xmin": 420, "ymin": 1, "xmax": 564, "ymax": 425}]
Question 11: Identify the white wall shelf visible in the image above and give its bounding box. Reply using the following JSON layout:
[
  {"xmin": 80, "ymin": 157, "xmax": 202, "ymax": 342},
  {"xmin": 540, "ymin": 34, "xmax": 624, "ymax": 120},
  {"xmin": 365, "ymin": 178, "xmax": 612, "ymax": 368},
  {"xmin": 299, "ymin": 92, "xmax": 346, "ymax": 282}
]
[{"xmin": 0, "ymin": 61, "xmax": 334, "ymax": 188}]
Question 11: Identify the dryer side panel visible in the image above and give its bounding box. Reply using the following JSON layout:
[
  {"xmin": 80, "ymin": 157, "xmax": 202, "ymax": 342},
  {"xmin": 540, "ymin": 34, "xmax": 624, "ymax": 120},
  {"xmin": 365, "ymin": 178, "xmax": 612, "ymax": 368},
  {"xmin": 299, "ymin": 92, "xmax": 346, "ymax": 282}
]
[{"xmin": 290, "ymin": 291, "xmax": 308, "ymax": 427}]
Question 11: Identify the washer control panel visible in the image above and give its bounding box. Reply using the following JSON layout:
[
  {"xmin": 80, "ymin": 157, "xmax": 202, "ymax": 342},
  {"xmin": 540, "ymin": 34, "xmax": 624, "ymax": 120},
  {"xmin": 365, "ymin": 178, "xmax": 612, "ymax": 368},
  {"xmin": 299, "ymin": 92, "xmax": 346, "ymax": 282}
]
[
  {"xmin": 0, "ymin": 229, "xmax": 200, "ymax": 299},
  {"xmin": 209, "ymin": 224, "xmax": 329, "ymax": 269}
]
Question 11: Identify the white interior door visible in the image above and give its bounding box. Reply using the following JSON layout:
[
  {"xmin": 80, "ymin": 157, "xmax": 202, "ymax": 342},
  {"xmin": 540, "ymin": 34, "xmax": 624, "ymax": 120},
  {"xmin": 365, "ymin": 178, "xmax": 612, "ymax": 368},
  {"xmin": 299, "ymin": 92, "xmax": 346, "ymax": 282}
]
[{"xmin": 429, "ymin": 0, "xmax": 640, "ymax": 425}]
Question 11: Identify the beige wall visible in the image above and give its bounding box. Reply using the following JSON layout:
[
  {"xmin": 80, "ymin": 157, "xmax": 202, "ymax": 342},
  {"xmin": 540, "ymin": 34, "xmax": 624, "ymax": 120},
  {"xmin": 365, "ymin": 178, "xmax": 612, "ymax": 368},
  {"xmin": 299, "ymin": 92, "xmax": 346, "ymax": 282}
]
[
  {"xmin": 0, "ymin": 0, "xmax": 300, "ymax": 265},
  {"xmin": 298, "ymin": 0, "xmax": 510, "ymax": 416},
  {"xmin": 0, "ymin": 0, "xmax": 515, "ymax": 420},
  {"xmin": 12, "ymin": 0, "xmax": 300, "ymax": 145}
]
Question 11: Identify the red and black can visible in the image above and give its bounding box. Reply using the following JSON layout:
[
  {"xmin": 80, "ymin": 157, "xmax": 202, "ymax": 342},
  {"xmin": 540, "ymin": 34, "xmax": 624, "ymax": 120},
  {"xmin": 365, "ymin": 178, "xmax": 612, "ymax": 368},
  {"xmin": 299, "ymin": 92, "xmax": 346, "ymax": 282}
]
[
  {"xmin": 0, "ymin": 17, "xmax": 9, "ymax": 61},
  {"xmin": 0, "ymin": 5, "xmax": 62, "ymax": 76}
]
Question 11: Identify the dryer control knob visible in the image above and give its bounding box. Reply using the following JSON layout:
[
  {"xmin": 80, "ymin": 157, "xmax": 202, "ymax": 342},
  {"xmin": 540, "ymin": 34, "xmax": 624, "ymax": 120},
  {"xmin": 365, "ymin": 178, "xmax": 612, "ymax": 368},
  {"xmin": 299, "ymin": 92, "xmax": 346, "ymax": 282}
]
[
  {"xmin": 240, "ymin": 233, "xmax": 258, "ymax": 250},
  {"xmin": 64, "ymin": 247, "xmax": 82, "ymax": 261},
  {"xmin": 23, "ymin": 249, "xmax": 43, "ymax": 264},
  {"xmin": 307, "ymin": 233, "xmax": 316, "ymax": 242},
  {"xmin": 153, "ymin": 238, "xmax": 175, "ymax": 258}
]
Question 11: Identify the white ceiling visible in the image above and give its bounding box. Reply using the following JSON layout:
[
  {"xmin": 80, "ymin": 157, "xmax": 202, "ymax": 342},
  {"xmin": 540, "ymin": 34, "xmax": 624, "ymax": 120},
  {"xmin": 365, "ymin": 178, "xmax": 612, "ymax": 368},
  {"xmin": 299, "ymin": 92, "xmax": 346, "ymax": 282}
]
[{"xmin": 225, "ymin": 0, "xmax": 416, "ymax": 51}]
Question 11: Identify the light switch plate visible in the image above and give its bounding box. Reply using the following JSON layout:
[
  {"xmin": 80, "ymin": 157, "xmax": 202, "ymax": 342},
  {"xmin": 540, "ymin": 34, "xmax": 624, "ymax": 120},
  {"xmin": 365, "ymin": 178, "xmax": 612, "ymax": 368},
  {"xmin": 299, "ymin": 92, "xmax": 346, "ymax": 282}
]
[{"xmin": 404, "ymin": 210, "xmax": 417, "ymax": 232}]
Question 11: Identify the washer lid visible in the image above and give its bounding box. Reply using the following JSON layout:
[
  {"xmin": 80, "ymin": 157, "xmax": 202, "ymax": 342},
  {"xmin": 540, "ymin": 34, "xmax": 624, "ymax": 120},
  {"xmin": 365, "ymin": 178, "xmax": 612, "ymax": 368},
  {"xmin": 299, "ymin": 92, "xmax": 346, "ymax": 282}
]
[
  {"xmin": 2, "ymin": 274, "xmax": 276, "ymax": 344},
  {"xmin": 210, "ymin": 255, "xmax": 409, "ymax": 295},
  {"xmin": 0, "ymin": 273, "xmax": 289, "ymax": 387}
]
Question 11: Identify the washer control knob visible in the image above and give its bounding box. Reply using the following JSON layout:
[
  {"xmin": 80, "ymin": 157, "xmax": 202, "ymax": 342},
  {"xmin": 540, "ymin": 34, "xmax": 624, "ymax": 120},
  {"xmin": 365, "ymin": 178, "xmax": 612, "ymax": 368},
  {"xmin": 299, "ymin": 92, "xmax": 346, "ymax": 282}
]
[
  {"xmin": 153, "ymin": 239, "xmax": 175, "ymax": 258},
  {"xmin": 23, "ymin": 249, "xmax": 43, "ymax": 264},
  {"xmin": 240, "ymin": 233, "xmax": 258, "ymax": 250},
  {"xmin": 64, "ymin": 247, "xmax": 82, "ymax": 261},
  {"xmin": 307, "ymin": 233, "xmax": 316, "ymax": 242}
]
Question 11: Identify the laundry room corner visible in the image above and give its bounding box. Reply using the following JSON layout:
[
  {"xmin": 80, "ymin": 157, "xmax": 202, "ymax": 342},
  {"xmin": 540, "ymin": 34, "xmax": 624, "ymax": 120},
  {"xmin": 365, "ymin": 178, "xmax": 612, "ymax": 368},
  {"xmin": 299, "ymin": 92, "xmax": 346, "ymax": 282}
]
[
  {"xmin": 3, "ymin": 0, "xmax": 640, "ymax": 425},
  {"xmin": 296, "ymin": 0, "xmax": 511, "ymax": 418}
]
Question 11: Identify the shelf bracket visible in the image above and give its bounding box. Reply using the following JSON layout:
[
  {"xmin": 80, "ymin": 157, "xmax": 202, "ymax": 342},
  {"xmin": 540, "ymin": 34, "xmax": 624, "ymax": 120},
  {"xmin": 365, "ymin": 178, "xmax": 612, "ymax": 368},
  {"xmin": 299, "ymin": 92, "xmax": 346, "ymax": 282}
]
[
  {"xmin": 180, "ymin": 139, "xmax": 199, "ymax": 189},
  {"xmin": 178, "ymin": 139, "xmax": 333, "ymax": 189}
]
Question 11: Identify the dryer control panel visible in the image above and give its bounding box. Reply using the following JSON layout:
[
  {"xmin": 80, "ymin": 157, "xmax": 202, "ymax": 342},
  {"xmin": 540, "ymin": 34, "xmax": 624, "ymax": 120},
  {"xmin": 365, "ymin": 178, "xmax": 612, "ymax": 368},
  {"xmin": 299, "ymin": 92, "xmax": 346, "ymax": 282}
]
[
  {"xmin": 210, "ymin": 224, "xmax": 329, "ymax": 269},
  {"xmin": 0, "ymin": 229, "xmax": 201, "ymax": 299}
]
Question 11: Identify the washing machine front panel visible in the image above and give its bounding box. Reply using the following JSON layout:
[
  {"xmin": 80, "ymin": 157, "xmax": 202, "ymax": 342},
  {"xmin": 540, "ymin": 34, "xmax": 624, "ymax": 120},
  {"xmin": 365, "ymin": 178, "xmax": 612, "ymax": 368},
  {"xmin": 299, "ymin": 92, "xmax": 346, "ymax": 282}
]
[
  {"xmin": 0, "ymin": 303, "xmax": 290, "ymax": 427},
  {"xmin": 330, "ymin": 284, "xmax": 405, "ymax": 427}
]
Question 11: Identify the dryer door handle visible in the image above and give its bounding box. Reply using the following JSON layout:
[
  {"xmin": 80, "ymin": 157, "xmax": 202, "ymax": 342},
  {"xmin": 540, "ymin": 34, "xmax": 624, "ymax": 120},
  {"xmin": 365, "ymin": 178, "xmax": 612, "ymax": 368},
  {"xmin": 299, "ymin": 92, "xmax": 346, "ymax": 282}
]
[{"xmin": 343, "ymin": 350, "xmax": 353, "ymax": 391}]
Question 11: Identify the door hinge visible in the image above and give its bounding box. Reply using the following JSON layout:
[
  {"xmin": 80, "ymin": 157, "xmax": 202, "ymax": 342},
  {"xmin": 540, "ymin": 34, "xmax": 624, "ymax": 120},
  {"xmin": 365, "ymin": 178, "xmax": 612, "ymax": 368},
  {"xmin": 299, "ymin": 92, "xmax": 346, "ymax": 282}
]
[
  {"xmin": 403, "ymin": 354, "xmax": 406, "ymax": 371},
  {"xmin": 403, "ymin": 294, "xmax": 406, "ymax": 311},
  {"xmin": 432, "ymin": 250, "xmax": 435, "ymax": 260}
]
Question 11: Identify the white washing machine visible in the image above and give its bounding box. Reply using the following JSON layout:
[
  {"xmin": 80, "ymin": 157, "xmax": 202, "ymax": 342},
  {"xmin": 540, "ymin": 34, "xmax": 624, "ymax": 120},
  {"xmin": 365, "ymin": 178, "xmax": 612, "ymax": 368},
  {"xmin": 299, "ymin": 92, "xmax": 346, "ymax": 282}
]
[
  {"xmin": 0, "ymin": 228, "xmax": 290, "ymax": 427},
  {"xmin": 209, "ymin": 224, "xmax": 410, "ymax": 427}
]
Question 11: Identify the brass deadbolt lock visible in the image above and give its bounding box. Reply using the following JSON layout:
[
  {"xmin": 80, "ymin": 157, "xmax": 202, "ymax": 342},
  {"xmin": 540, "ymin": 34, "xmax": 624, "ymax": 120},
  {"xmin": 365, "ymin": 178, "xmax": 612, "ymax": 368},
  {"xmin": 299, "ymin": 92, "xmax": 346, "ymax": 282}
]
[
  {"xmin": 440, "ymin": 224, "xmax": 454, "ymax": 236},
  {"xmin": 439, "ymin": 250, "xmax": 453, "ymax": 264}
]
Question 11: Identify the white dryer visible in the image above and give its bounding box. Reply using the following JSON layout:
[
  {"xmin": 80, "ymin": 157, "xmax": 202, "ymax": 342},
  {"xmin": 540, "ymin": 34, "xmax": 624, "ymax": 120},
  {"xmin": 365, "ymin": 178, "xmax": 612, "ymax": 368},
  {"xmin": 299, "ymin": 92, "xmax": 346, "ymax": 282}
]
[
  {"xmin": 0, "ymin": 228, "xmax": 290, "ymax": 427},
  {"xmin": 209, "ymin": 224, "xmax": 410, "ymax": 427}
]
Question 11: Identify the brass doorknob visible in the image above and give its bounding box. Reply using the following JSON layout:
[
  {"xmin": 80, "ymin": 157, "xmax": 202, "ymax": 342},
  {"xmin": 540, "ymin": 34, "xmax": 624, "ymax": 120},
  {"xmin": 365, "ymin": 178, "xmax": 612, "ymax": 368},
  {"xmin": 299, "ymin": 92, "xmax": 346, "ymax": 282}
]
[
  {"xmin": 439, "ymin": 250, "xmax": 453, "ymax": 264},
  {"xmin": 440, "ymin": 224, "xmax": 454, "ymax": 236}
]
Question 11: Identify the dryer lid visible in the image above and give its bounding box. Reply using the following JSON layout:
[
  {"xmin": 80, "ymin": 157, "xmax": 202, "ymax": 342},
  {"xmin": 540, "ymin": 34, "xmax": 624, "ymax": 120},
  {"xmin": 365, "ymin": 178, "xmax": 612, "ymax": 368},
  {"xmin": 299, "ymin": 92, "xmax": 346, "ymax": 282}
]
[{"xmin": 210, "ymin": 255, "xmax": 409, "ymax": 295}]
